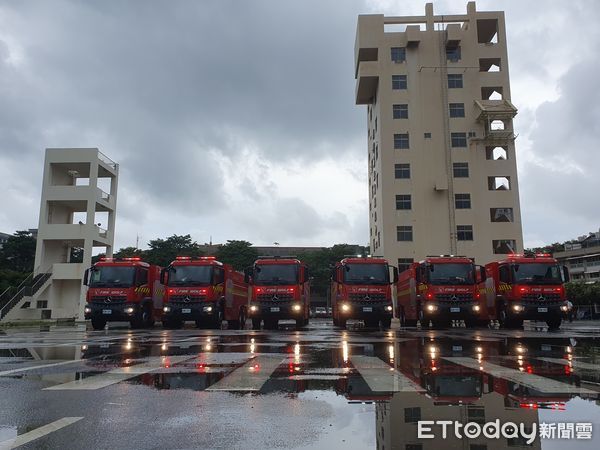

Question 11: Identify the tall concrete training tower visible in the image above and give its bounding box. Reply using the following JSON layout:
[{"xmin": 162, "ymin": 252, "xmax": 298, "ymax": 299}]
[
  {"xmin": 355, "ymin": 2, "xmax": 524, "ymax": 271},
  {"xmin": 2, "ymin": 148, "xmax": 118, "ymax": 322}
]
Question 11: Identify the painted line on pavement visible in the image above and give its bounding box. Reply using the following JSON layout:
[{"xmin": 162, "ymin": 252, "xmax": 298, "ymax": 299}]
[
  {"xmin": 0, "ymin": 360, "xmax": 83, "ymax": 377},
  {"xmin": 443, "ymin": 357, "xmax": 597, "ymax": 395},
  {"xmin": 351, "ymin": 355, "xmax": 424, "ymax": 393},
  {"xmin": 206, "ymin": 355, "xmax": 284, "ymax": 391},
  {"xmin": 43, "ymin": 355, "xmax": 194, "ymax": 390},
  {"xmin": 0, "ymin": 417, "xmax": 83, "ymax": 449}
]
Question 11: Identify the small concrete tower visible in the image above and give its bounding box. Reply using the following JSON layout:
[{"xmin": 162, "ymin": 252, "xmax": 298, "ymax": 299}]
[{"xmin": 21, "ymin": 148, "xmax": 119, "ymax": 320}]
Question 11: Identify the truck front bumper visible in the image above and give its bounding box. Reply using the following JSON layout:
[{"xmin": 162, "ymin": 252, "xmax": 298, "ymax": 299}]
[
  {"xmin": 84, "ymin": 303, "xmax": 139, "ymax": 321},
  {"xmin": 421, "ymin": 301, "xmax": 483, "ymax": 321},
  {"xmin": 336, "ymin": 301, "xmax": 393, "ymax": 320},
  {"xmin": 506, "ymin": 301, "xmax": 568, "ymax": 320},
  {"xmin": 247, "ymin": 301, "xmax": 305, "ymax": 320},
  {"xmin": 162, "ymin": 301, "xmax": 218, "ymax": 321}
]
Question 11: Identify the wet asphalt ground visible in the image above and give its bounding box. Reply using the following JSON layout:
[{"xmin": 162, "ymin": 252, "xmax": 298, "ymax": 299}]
[{"xmin": 1, "ymin": 319, "xmax": 600, "ymax": 449}]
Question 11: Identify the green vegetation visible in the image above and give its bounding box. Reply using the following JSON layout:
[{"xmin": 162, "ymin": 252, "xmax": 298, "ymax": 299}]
[
  {"xmin": 566, "ymin": 282, "xmax": 600, "ymax": 306},
  {"xmin": 0, "ymin": 231, "xmax": 36, "ymax": 293}
]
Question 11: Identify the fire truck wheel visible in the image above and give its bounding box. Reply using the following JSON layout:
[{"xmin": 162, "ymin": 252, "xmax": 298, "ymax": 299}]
[
  {"xmin": 239, "ymin": 308, "xmax": 247, "ymax": 330},
  {"xmin": 381, "ymin": 318, "xmax": 392, "ymax": 329},
  {"xmin": 333, "ymin": 317, "xmax": 339, "ymax": 326},
  {"xmin": 337, "ymin": 318, "xmax": 347, "ymax": 329},
  {"xmin": 546, "ymin": 317, "xmax": 561, "ymax": 330},
  {"xmin": 295, "ymin": 318, "xmax": 304, "ymax": 329},
  {"xmin": 164, "ymin": 319, "xmax": 182, "ymax": 329},
  {"xmin": 252, "ymin": 318, "xmax": 262, "ymax": 330},
  {"xmin": 91, "ymin": 317, "xmax": 107, "ymax": 330},
  {"xmin": 304, "ymin": 318, "xmax": 309, "ymax": 326}
]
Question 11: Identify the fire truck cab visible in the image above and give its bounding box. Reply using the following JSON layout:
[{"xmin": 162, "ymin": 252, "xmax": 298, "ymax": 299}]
[
  {"xmin": 397, "ymin": 256, "xmax": 486, "ymax": 328},
  {"xmin": 160, "ymin": 256, "xmax": 248, "ymax": 329},
  {"xmin": 330, "ymin": 257, "xmax": 397, "ymax": 329},
  {"xmin": 83, "ymin": 257, "xmax": 164, "ymax": 330},
  {"xmin": 245, "ymin": 256, "xmax": 310, "ymax": 330},
  {"xmin": 482, "ymin": 253, "xmax": 570, "ymax": 329}
]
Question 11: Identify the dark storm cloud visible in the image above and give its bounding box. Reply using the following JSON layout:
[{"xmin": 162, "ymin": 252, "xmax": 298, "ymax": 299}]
[{"xmin": 0, "ymin": 0, "xmax": 366, "ymax": 245}]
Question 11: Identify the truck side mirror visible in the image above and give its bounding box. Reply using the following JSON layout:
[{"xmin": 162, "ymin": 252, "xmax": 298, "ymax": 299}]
[
  {"xmin": 304, "ymin": 266, "xmax": 310, "ymax": 283},
  {"xmin": 391, "ymin": 266, "xmax": 399, "ymax": 284},
  {"xmin": 330, "ymin": 268, "xmax": 337, "ymax": 282},
  {"xmin": 244, "ymin": 266, "xmax": 253, "ymax": 284},
  {"xmin": 415, "ymin": 268, "xmax": 421, "ymax": 284},
  {"xmin": 562, "ymin": 266, "xmax": 570, "ymax": 283},
  {"xmin": 479, "ymin": 266, "xmax": 486, "ymax": 282},
  {"xmin": 160, "ymin": 268, "xmax": 168, "ymax": 285},
  {"xmin": 83, "ymin": 269, "xmax": 89, "ymax": 286}
]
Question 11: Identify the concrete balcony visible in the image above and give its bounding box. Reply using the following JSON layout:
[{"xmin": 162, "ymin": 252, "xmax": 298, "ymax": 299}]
[
  {"xmin": 474, "ymin": 99, "xmax": 518, "ymax": 121},
  {"xmin": 355, "ymin": 61, "xmax": 380, "ymax": 105},
  {"xmin": 52, "ymin": 263, "xmax": 85, "ymax": 280}
]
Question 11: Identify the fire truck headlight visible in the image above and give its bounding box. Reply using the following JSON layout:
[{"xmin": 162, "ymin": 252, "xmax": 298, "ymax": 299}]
[
  {"xmin": 203, "ymin": 306, "xmax": 213, "ymax": 313},
  {"xmin": 292, "ymin": 304, "xmax": 302, "ymax": 312},
  {"xmin": 163, "ymin": 306, "xmax": 171, "ymax": 313},
  {"xmin": 125, "ymin": 307, "xmax": 135, "ymax": 314},
  {"xmin": 512, "ymin": 304, "xmax": 524, "ymax": 312},
  {"xmin": 250, "ymin": 305, "xmax": 258, "ymax": 313},
  {"xmin": 472, "ymin": 305, "xmax": 481, "ymax": 312},
  {"xmin": 385, "ymin": 305, "xmax": 393, "ymax": 312},
  {"xmin": 560, "ymin": 305, "xmax": 569, "ymax": 312},
  {"xmin": 84, "ymin": 306, "xmax": 92, "ymax": 314},
  {"xmin": 426, "ymin": 304, "xmax": 437, "ymax": 312},
  {"xmin": 341, "ymin": 303, "xmax": 351, "ymax": 312}
]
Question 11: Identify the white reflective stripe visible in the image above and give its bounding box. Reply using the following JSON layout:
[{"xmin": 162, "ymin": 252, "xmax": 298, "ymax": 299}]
[
  {"xmin": 43, "ymin": 356, "xmax": 193, "ymax": 390},
  {"xmin": 351, "ymin": 355, "xmax": 424, "ymax": 392},
  {"xmin": 443, "ymin": 357, "xmax": 597, "ymax": 394},
  {"xmin": 206, "ymin": 355, "xmax": 284, "ymax": 391},
  {"xmin": 0, "ymin": 360, "xmax": 82, "ymax": 377},
  {"xmin": 0, "ymin": 417, "xmax": 83, "ymax": 449},
  {"xmin": 536, "ymin": 357, "xmax": 600, "ymax": 371}
]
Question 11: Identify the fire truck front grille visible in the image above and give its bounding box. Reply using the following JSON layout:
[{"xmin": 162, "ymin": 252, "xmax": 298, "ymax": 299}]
[
  {"xmin": 257, "ymin": 294, "xmax": 293, "ymax": 301},
  {"xmin": 169, "ymin": 296, "xmax": 206, "ymax": 303},
  {"xmin": 435, "ymin": 294, "xmax": 473, "ymax": 302},
  {"xmin": 90, "ymin": 296, "xmax": 126, "ymax": 305},
  {"xmin": 521, "ymin": 294, "xmax": 562, "ymax": 302},
  {"xmin": 349, "ymin": 294, "xmax": 387, "ymax": 301}
]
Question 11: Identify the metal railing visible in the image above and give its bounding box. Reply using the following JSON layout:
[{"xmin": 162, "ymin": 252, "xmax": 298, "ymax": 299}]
[
  {"xmin": 97, "ymin": 150, "xmax": 118, "ymax": 171},
  {"xmin": 0, "ymin": 267, "xmax": 53, "ymax": 320}
]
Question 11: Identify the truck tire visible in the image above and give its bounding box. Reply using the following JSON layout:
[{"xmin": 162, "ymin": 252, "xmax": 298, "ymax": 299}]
[
  {"xmin": 546, "ymin": 317, "xmax": 561, "ymax": 330},
  {"xmin": 333, "ymin": 317, "xmax": 339, "ymax": 327},
  {"xmin": 295, "ymin": 318, "xmax": 305, "ymax": 330},
  {"xmin": 91, "ymin": 317, "xmax": 107, "ymax": 330},
  {"xmin": 252, "ymin": 318, "xmax": 262, "ymax": 330},
  {"xmin": 338, "ymin": 318, "xmax": 347, "ymax": 329},
  {"xmin": 381, "ymin": 318, "xmax": 392, "ymax": 329},
  {"xmin": 164, "ymin": 319, "xmax": 182, "ymax": 329},
  {"xmin": 431, "ymin": 320, "xmax": 450, "ymax": 329},
  {"xmin": 238, "ymin": 308, "xmax": 247, "ymax": 330}
]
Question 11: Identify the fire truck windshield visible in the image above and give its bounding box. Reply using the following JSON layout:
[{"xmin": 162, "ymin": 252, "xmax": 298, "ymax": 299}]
[
  {"xmin": 89, "ymin": 266, "xmax": 136, "ymax": 287},
  {"xmin": 429, "ymin": 263, "xmax": 475, "ymax": 285},
  {"xmin": 431, "ymin": 375, "xmax": 482, "ymax": 397},
  {"xmin": 512, "ymin": 263, "xmax": 562, "ymax": 285},
  {"xmin": 168, "ymin": 265, "xmax": 212, "ymax": 285},
  {"xmin": 343, "ymin": 264, "xmax": 388, "ymax": 285},
  {"xmin": 254, "ymin": 264, "xmax": 298, "ymax": 285}
]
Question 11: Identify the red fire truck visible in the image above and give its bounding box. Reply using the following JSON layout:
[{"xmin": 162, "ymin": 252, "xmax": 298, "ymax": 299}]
[
  {"xmin": 330, "ymin": 257, "xmax": 397, "ymax": 329},
  {"xmin": 397, "ymin": 256, "xmax": 486, "ymax": 328},
  {"xmin": 245, "ymin": 256, "xmax": 310, "ymax": 330},
  {"xmin": 160, "ymin": 256, "xmax": 247, "ymax": 329},
  {"xmin": 481, "ymin": 253, "xmax": 570, "ymax": 329},
  {"xmin": 83, "ymin": 257, "xmax": 164, "ymax": 330}
]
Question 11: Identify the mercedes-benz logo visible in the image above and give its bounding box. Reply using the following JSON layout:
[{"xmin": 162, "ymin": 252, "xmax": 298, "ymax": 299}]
[
  {"xmin": 184, "ymin": 297, "xmax": 190, "ymax": 303},
  {"xmin": 538, "ymin": 295, "xmax": 545, "ymax": 301},
  {"xmin": 364, "ymin": 295, "xmax": 371, "ymax": 301},
  {"xmin": 104, "ymin": 297, "xmax": 112, "ymax": 304},
  {"xmin": 451, "ymin": 295, "xmax": 458, "ymax": 301},
  {"xmin": 272, "ymin": 295, "xmax": 279, "ymax": 301}
]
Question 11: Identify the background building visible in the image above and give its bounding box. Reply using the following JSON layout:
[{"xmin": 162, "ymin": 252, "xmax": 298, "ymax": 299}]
[
  {"xmin": 355, "ymin": 2, "xmax": 524, "ymax": 270},
  {"xmin": 554, "ymin": 228, "xmax": 600, "ymax": 283}
]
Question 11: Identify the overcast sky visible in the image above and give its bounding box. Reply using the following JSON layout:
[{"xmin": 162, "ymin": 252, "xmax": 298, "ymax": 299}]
[{"xmin": 0, "ymin": 0, "xmax": 598, "ymax": 250}]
